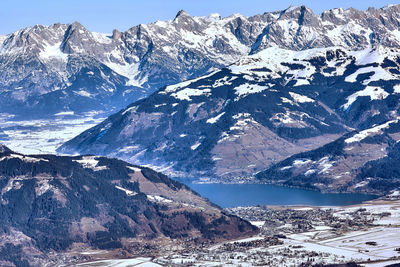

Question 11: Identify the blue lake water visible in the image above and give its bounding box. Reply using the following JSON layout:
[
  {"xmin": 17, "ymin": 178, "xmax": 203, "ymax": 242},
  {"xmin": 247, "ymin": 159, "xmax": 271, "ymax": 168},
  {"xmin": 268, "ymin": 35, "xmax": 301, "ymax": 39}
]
[{"xmin": 185, "ymin": 183, "xmax": 378, "ymax": 208}]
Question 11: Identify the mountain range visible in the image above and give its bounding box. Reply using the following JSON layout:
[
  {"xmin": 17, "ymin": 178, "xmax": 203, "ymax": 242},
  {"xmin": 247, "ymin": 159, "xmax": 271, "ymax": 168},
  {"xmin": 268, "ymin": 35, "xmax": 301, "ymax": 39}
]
[
  {"xmin": 58, "ymin": 5, "xmax": 400, "ymax": 195},
  {"xmin": 2, "ymin": 4, "xmax": 400, "ymax": 266},
  {"xmin": 0, "ymin": 144, "xmax": 256, "ymax": 266},
  {"xmin": 58, "ymin": 43, "xmax": 400, "ymax": 193},
  {"xmin": 1, "ymin": 5, "xmax": 400, "ymax": 118}
]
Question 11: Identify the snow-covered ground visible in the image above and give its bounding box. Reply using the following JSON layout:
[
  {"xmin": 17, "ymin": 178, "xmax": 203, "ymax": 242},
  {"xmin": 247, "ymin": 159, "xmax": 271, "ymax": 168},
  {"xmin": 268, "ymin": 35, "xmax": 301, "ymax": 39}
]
[
  {"xmin": 76, "ymin": 257, "xmax": 161, "ymax": 267},
  {"xmin": 285, "ymin": 227, "xmax": 400, "ymax": 262},
  {"xmin": 280, "ymin": 201, "xmax": 400, "ymax": 264},
  {"xmin": 0, "ymin": 112, "xmax": 104, "ymax": 155}
]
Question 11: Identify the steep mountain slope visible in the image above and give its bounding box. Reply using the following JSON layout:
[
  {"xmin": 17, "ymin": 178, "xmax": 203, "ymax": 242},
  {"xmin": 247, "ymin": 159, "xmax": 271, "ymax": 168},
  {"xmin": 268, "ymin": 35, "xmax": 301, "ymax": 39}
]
[
  {"xmin": 0, "ymin": 144, "xmax": 257, "ymax": 266},
  {"xmin": 256, "ymin": 119, "xmax": 400, "ymax": 195},
  {"xmin": 60, "ymin": 44, "xmax": 400, "ymax": 180},
  {"xmin": 1, "ymin": 5, "xmax": 400, "ymax": 118}
]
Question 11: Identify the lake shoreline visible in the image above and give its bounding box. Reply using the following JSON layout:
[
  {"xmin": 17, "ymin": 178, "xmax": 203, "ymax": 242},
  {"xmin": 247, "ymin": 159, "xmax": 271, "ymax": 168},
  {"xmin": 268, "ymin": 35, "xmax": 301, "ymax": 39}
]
[
  {"xmin": 174, "ymin": 177, "xmax": 385, "ymax": 195},
  {"xmin": 181, "ymin": 182, "xmax": 380, "ymax": 208}
]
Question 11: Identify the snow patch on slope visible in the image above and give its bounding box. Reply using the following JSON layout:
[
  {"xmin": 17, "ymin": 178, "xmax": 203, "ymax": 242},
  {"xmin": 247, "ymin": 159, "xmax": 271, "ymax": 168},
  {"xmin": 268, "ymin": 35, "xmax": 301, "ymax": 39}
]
[
  {"xmin": 1, "ymin": 154, "xmax": 49, "ymax": 163},
  {"xmin": 207, "ymin": 112, "xmax": 225, "ymax": 124},
  {"xmin": 74, "ymin": 156, "xmax": 109, "ymax": 171},
  {"xmin": 171, "ymin": 88, "xmax": 211, "ymax": 101},
  {"xmin": 191, "ymin": 141, "xmax": 201, "ymax": 150},
  {"xmin": 234, "ymin": 83, "xmax": 267, "ymax": 100},
  {"xmin": 39, "ymin": 42, "xmax": 68, "ymax": 62},
  {"xmin": 91, "ymin": 32, "xmax": 112, "ymax": 44},
  {"xmin": 345, "ymin": 118, "xmax": 399, "ymax": 143},
  {"xmin": 147, "ymin": 195, "xmax": 173, "ymax": 203},
  {"xmin": 393, "ymin": 84, "xmax": 400, "ymax": 94},
  {"xmin": 345, "ymin": 66, "xmax": 393, "ymax": 84},
  {"xmin": 350, "ymin": 47, "xmax": 386, "ymax": 66},
  {"xmin": 104, "ymin": 61, "xmax": 143, "ymax": 87},
  {"xmin": 342, "ymin": 86, "xmax": 389, "ymax": 110},
  {"xmin": 115, "ymin": 186, "xmax": 137, "ymax": 196},
  {"xmin": 163, "ymin": 71, "xmax": 217, "ymax": 93},
  {"xmin": 127, "ymin": 166, "xmax": 142, "ymax": 172},
  {"xmin": 289, "ymin": 92, "xmax": 314, "ymax": 103}
]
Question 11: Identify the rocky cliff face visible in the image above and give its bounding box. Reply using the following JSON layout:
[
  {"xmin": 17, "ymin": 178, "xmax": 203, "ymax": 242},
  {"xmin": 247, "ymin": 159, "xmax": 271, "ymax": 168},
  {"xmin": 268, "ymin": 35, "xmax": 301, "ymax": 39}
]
[
  {"xmin": 251, "ymin": 5, "xmax": 400, "ymax": 53},
  {"xmin": 1, "ymin": 5, "xmax": 399, "ymax": 118},
  {"xmin": 59, "ymin": 44, "xmax": 400, "ymax": 184},
  {"xmin": 0, "ymin": 144, "xmax": 257, "ymax": 266}
]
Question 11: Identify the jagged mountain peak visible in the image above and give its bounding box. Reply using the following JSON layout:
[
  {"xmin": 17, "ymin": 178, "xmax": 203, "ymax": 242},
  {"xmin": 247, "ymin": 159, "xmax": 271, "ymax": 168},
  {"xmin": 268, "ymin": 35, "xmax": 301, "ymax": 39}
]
[
  {"xmin": 173, "ymin": 9, "xmax": 201, "ymax": 32},
  {"xmin": 1, "ymin": 23, "xmax": 67, "ymax": 54},
  {"xmin": 251, "ymin": 4, "xmax": 400, "ymax": 53},
  {"xmin": 278, "ymin": 5, "xmax": 319, "ymax": 27},
  {"xmin": 1, "ymin": 5, "xmax": 400, "ymax": 119},
  {"xmin": 112, "ymin": 29, "xmax": 122, "ymax": 40},
  {"xmin": 61, "ymin": 22, "xmax": 95, "ymax": 54},
  {"xmin": 174, "ymin": 9, "xmax": 191, "ymax": 20},
  {"xmin": 320, "ymin": 7, "xmax": 347, "ymax": 23},
  {"xmin": 280, "ymin": 5, "xmax": 311, "ymax": 16},
  {"xmin": 70, "ymin": 20, "xmax": 85, "ymax": 28}
]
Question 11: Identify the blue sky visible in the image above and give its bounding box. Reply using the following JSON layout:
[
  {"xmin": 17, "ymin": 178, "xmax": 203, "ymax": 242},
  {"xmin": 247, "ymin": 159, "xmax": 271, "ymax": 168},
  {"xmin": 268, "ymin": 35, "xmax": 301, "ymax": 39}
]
[{"xmin": 1, "ymin": 0, "xmax": 399, "ymax": 35}]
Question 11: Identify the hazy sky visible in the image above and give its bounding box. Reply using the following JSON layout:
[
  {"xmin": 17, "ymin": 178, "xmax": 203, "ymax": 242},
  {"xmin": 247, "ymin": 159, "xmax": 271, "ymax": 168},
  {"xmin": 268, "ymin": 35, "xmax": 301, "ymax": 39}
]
[{"xmin": 1, "ymin": 0, "xmax": 399, "ymax": 35}]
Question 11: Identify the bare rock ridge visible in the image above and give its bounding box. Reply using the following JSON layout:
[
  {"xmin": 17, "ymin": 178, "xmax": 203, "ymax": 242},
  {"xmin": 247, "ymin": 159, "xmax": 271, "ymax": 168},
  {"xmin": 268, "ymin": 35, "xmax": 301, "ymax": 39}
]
[
  {"xmin": 0, "ymin": 145, "xmax": 257, "ymax": 266},
  {"xmin": 0, "ymin": 5, "xmax": 400, "ymax": 118}
]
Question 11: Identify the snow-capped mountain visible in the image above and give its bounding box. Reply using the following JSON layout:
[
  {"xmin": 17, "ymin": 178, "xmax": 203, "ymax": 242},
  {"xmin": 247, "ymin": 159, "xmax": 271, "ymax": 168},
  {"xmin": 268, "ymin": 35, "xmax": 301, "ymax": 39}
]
[
  {"xmin": 251, "ymin": 5, "xmax": 400, "ymax": 53},
  {"xmin": 0, "ymin": 144, "xmax": 256, "ymax": 266},
  {"xmin": 1, "ymin": 4, "xmax": 400, "ymax": 118},
  {"xmin": 59, "ymin": 43, "xmax": 400, "ymax": 184}
]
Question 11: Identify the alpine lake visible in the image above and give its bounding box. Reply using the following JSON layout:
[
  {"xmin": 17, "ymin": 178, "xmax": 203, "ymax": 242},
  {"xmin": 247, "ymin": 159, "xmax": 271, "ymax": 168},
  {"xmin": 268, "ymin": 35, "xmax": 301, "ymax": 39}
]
[{"xmin": 182, "ymin": 182, "xmax": 378, "ymax": 208}]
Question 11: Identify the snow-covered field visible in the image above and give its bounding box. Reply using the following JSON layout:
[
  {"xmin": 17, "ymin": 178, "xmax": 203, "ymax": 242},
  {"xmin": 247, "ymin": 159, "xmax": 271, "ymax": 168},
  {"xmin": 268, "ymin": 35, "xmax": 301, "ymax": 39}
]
[
  {"xmin": 76, "ymin": 257, "xmax": 161, "ymax": 267},
  {"xmin": 0, "ymin": 113, "xmax": 104, "ymax": 155},
  {"xmin": 285, "ymin": 227, "xmax": 400, "ymax": 262},
  {"xmin": 278, "ymin": 201, "xmax": 400, "ymax": 265}
]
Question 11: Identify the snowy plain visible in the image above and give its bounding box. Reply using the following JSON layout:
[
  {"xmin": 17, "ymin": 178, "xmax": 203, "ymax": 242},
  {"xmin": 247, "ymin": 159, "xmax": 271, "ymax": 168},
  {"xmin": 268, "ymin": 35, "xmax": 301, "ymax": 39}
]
[{"xmin": 0, "ymin": 112, "xmax": 104, "ymax": 155}]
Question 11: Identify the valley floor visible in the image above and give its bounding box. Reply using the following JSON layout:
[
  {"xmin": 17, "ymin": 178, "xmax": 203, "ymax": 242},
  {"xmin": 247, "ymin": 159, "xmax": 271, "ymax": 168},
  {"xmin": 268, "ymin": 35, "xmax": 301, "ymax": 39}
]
[
  {"xmin": 75, "ymin": 257, "xmax": 161, "ymax": 267},
  {"xmin": 71, "ymin": 196, "xmax": 400, "ymax": 267},
  {"xmin": 0, "ymin": 112, "xmax": 104, "ymax": 154}
]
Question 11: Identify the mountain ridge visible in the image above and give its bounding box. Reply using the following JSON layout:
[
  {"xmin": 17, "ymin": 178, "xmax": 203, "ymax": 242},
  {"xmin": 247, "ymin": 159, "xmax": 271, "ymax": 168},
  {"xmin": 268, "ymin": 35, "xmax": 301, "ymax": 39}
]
[
  {"xmin": 256, "ymin": 118, "xmax": 400, "ymax": 195},
  {"xmin": 59, "ymin": 43, "xmax": 400, "ymax": 187},
  {"xmin": 0, "ymin": 144, "xmax": 257, "ymax": 266},
  {"xmin": 1, "ymin": 4, "xmax": 400, "ymax": 118}
]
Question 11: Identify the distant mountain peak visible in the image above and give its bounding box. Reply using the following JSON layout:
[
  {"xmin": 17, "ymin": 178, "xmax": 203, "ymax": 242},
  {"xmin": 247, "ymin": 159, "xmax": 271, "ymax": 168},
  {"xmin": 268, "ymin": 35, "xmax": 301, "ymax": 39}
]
[
  {"xmin": 70, "ymin": 21, "xmax": 85, "ymax": 28},
  {"xmin": 174, "ymin": 9, "xmax": 191, "ymax": 20},
  {"xmin": 279, "ymin": 4, "xmax": 315, "ymax": 20},
  {"xmin": 112, "ymin": 29, "xmax": 121, "ymax": 40},
  {"xmin": 382, "ymin": 3, "xmax": 400, "ymax": 10}
]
